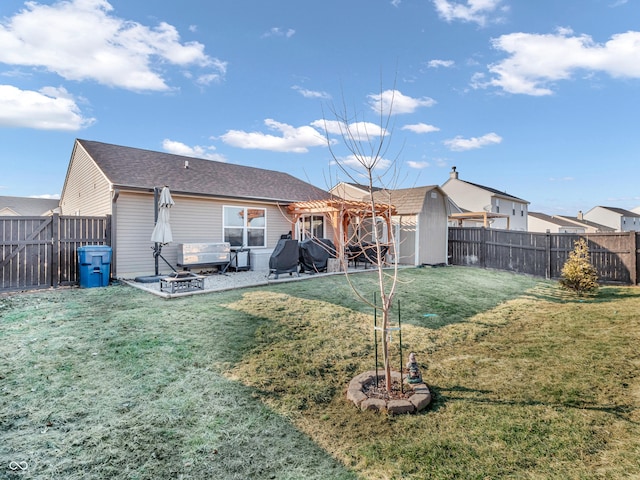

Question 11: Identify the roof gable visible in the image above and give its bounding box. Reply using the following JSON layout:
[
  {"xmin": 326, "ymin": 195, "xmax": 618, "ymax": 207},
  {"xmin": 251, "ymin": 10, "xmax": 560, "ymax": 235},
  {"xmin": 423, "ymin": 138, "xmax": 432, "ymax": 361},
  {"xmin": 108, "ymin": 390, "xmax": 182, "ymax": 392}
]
[{"xmin": 76, "ymin": 139, "xmax": 330, "ymax": 203}]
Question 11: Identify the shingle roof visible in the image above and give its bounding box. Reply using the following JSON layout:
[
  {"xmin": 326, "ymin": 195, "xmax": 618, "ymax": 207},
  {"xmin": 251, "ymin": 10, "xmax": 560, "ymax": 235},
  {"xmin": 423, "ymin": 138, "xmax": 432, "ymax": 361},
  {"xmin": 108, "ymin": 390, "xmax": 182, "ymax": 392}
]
[
  {"xmin": 0, "ymin": 195, "xmax": 60, "ymax": 216},
  {"xmin": 597, "ymin": 206, "xmax": 640, "ymax": 217},
  {"xmin": 372, "ymin": 185, "xmax": 442, "ymax": 215},
  {"xmin": 554, "ymin": 215, "xmax": 615, "ymax": 232},
  {"xmin": 461, "ymin": 179, "xmax": 528, "ymax": 203},
  {"xmin": 77, "ymin": 139, "xmax": 330, "ymax": 203},
  {"xmin": 528, "ymin": 211, "xmax": 576, "ymax": 227}
]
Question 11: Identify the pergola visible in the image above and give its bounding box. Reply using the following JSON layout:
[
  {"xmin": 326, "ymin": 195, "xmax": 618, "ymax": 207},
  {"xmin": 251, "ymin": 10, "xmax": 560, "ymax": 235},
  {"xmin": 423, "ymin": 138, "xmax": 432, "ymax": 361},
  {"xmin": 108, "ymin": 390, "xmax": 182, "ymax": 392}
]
[
  {"xmin": 449, "ymin": 211, "xmax": 511, "ymax": 229},
  {"xmin": 286, "ymin": 198, "xmax": 397, "ymax": 254}
]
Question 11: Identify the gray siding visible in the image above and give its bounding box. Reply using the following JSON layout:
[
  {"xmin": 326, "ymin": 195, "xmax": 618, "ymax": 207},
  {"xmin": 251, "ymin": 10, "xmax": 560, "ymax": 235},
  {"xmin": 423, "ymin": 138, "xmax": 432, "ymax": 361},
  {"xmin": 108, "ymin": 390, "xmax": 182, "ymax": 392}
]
[{"xmin": 114, "ymin": 192, "xmax": 293, "ymax": 277}]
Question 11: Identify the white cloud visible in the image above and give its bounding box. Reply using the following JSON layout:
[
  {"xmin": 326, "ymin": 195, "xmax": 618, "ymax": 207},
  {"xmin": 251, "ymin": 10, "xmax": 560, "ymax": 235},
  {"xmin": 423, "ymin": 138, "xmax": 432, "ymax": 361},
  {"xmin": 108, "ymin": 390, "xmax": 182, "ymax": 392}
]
[
  {"xmin": 407, "ymin": 160, "xmax": 430, "ymax": 169},
  {"xmin": 311, "ymin": 119, "xmax": 388, "ymax": 140},
  {"xmin": 0, "ymin": 0, "xmax": 225, "ymax": 91},
  {"xmin": 432, "ymin": 0, "xmax": 507, "ymax": 26},
  {"xmin": 402, "ymin": 123, "xmax": 440, "ymax": 134},
  {"xmin": 368, "ymin": 89, "xmax": 436, "ymax": 115},
  {"xmin": 333, "ymin": 154, "xmax": 392, "ymax": 171},
  {"xmin": 220, "ymin": 119, "xmax": 326, "ymax": 153},
  {"xmin": 428, "ymin": 59, "xmax": 455, "ymax": 68},
  {"xmin": 162, "ymin": 139, "xmax": 226, "ymax": 162},
  {"xmin": 391, "ymin": 0, "xmax": 401, "ymax": 6},
  {"xmin": 30, "ymin": 194, "xmax": 61, "ymax": 199},
  {"xmin": 444, "ymin": 132, "xmax": 502, "ymax": 151},
  {"xmin": 483, "ymin": 29, "xmax": 640, "ymax": 96},
  {"xmin": 292, "ymin": 85, "xmax": 332, "ymax": 99},
  {"xmin": 262, "ymin": 27, "xmax": 296, "ymax": 38},
  {"xmin": 0, "ymin": 84, "xmax": 94, "ymax": 130}
]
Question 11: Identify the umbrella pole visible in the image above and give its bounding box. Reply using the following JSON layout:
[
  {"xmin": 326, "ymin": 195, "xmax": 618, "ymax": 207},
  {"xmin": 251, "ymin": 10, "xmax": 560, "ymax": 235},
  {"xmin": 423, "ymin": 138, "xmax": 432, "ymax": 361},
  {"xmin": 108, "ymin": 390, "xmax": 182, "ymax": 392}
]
[{"xmin": 154, "ymin": 187, "xmax": 160, "ymax": 276}]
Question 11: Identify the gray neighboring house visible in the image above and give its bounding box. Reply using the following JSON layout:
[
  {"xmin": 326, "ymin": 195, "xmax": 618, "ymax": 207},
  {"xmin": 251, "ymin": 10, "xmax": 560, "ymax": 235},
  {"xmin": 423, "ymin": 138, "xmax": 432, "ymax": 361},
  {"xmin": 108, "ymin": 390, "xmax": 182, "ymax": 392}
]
[
  {"xmin": 330, "ymin": 182, "xmax": 450, "ymax": 266},
  {"xmin": 59, "ymin": 139, "xmax": 331, "ymax": 278},
  {"xmin": 583, "ymin": 206, "xmax": 640, "ymax": 232},
  {"xmin": 0, "ymin": 195, "xmax": 60, "ymax": 216}
]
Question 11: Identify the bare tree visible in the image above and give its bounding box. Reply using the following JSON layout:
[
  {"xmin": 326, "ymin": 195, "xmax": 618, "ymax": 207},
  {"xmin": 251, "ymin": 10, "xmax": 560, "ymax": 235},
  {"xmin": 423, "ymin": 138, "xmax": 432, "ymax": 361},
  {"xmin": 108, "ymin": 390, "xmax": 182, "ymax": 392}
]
[{"xmin": 320, "ymin": 87, "xmax": 402, "ymax": 393}]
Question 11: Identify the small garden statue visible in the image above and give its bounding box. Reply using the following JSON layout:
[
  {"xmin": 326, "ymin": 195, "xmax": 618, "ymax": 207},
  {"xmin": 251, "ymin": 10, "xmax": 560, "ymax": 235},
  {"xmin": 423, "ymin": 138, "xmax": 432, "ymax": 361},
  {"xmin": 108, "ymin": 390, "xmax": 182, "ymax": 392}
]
[{"xmin": 406, "ymin": 352, "xmax": 422, "ymax": 384}]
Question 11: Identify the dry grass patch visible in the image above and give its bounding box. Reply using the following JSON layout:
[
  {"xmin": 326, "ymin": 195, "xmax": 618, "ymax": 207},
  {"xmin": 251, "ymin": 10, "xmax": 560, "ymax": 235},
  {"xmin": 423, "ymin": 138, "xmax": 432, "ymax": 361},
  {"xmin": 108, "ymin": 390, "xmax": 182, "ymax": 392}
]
[{"xmin": 225, "ymin": 282, "xmax": 640, "ymax": 479}]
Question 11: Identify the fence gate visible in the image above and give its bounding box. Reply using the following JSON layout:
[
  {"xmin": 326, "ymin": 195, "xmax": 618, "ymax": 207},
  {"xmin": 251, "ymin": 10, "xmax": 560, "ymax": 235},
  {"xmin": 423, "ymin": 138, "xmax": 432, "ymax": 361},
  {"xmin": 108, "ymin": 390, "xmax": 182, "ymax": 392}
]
[{"xmin": 0, "ymin": 214, "xmax": 110, "ymax": 292}]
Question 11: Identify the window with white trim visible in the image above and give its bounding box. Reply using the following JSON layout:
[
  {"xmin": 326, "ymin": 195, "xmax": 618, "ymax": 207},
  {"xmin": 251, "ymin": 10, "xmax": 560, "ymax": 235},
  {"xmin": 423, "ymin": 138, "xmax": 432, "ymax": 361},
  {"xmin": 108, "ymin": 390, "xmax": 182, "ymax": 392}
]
[
  {"xmin": 223, "ymin": 206, "xmax": 266, "ymax": 247},
  {"xmin": 300, "ymin": 215, "xmax": 324, "ymax": 239}
]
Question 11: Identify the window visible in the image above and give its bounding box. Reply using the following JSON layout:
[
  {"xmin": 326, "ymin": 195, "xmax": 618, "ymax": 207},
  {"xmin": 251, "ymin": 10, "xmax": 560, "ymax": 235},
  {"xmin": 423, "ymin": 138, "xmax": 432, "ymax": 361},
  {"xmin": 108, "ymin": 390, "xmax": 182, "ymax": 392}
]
[
  {"xmin": 223, "ymin": 206, "xmax": 266, "ymax": 247},
  {"xmin": 495, "ymin": 198, "xmax": 500, "ymax": 213},
  {"xmin": 300, "ymin": 215, "xmax": 324, "ymax": 239}
]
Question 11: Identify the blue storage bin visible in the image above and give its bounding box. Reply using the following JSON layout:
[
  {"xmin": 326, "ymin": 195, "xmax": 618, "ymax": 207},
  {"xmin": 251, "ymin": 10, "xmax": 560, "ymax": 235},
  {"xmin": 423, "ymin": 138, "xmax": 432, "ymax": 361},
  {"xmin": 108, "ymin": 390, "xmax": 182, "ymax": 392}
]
[{"xmin": 78, "ymin": 245, "xmax": 112, "ymax": 288}]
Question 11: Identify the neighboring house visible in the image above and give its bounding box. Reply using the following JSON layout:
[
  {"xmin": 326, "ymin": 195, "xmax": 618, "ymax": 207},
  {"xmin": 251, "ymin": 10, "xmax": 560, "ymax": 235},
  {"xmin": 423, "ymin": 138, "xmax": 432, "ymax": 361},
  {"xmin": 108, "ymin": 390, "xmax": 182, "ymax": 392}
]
[
  {"xmin": 528, "ymin": 211, "xmax": 586, "ymax": 233},
  {"xmin": 329, "ymin": 182, "xmax": 450, "ymax": 266},
  {"xmin": 583, "ymin": 206, "xmax": 640, "ymax": 232},
  {"xmin": 553, "ymin": 211, "xmax": 614, "ymax": 233},
  {"xmin": 59, "ymin": 139, "xmax": 331, "ymax": 278},
  {"xmin": 0, "ymin": 195, "xmax": 60, "ymax": 216},
  {"xmin": 329, "ymin": 182, "xmax": 383, "ymax": 201},
  {"xmin": 441, "ymin": 167, "xmax": 529, "ymax": 231}
]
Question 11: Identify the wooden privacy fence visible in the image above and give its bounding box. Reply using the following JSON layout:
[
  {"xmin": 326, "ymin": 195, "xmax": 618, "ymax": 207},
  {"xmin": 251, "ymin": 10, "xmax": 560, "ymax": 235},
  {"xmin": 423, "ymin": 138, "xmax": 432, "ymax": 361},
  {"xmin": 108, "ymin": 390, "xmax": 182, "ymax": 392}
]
[
  {"xmin": 448, "ymin": 227, "xmax": 640, "ymax": 285},
  {"xmin": 0, "ymin": 214, "xmax": 111, "ymax": 292}
]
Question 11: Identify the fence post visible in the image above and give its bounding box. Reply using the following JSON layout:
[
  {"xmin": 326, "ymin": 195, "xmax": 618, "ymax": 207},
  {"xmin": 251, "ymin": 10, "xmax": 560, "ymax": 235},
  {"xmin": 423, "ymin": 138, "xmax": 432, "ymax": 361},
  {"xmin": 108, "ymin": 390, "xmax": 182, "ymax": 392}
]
[
  {"xmin": 51, "ymin": 213, "xmax": 59, "ymax": 288},
  {"xmin": 631, "ymin": 231, "xmax": 638, "ymax": 286},
  {"xmin": 480, "ymin": 227, "xmax": 486, "ymax": 268},
  {"xmin": 545, "ymin": 231, "xmax": 551, "ymax": 279}
]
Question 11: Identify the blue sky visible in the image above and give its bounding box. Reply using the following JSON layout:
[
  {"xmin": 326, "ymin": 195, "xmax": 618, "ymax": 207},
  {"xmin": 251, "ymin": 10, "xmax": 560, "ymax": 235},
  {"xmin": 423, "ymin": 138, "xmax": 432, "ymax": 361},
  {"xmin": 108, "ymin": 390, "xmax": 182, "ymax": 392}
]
[{"xmin": 1, "ymin": 0, "xmax": 639, "ymax": 215}]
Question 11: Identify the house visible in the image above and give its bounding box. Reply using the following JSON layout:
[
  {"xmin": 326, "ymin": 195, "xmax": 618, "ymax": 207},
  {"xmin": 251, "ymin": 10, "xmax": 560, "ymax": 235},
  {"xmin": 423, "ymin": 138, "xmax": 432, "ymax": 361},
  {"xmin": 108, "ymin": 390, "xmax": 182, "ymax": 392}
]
[
  {"xmin": 441, "ymin": 167, "xmax": 529, "ymax": 231},
  {"xmin": 583, "ymin": 206, "xmax": 640, "ymax": 232},
  {"xmin": 0, "ymin": 195, "xmax": 60, "ymax": 216},
  {"xmin": 59, "ymin": 139, "xmax": 331, "ymax": 278},
  {"xmin": 553, "ymin": 212, "xmax": 614, "ymax": 233},
  {"xmin": 329, "ymin": 182, "xmax": 450, "ymax": 266},
  {"xmin": 528, "ymin": 211, "xmax": 586, "ymax": 233}
]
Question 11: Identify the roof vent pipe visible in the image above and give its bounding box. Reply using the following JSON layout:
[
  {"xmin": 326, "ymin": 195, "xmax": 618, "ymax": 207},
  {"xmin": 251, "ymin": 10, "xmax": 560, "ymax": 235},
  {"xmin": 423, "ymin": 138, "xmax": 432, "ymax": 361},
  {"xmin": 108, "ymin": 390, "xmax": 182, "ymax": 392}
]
[{"xmin": 184, "ymin": 160, "xmax": 189, "ymax": 169}]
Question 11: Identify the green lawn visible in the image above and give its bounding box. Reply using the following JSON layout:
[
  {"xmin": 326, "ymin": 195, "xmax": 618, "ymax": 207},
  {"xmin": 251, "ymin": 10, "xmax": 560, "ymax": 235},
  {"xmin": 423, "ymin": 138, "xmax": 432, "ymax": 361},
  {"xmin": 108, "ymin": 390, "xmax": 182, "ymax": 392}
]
[{"xmin": 1, "ymin": 266, "xmax": 639, "ymax": 479}]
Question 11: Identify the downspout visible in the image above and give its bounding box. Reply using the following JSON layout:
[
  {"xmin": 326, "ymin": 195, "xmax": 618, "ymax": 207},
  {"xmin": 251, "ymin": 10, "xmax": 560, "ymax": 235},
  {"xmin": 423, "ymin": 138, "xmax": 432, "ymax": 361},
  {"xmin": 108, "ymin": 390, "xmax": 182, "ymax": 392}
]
[{"xmin": 111, "ymin": 186, "xmax": 119, "ymax": 277}]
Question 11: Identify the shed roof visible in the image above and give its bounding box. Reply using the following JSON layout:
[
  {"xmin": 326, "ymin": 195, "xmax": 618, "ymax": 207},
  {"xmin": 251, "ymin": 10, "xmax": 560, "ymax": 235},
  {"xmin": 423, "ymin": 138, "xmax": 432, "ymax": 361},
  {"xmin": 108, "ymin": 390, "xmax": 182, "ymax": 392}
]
[
  {"xmin": 372, "ymin": 185, "xmax": 443, "ymax": 215},
  {"xmin": 75, "ymin": 139, "xmax": 330, "ymax": 203}
]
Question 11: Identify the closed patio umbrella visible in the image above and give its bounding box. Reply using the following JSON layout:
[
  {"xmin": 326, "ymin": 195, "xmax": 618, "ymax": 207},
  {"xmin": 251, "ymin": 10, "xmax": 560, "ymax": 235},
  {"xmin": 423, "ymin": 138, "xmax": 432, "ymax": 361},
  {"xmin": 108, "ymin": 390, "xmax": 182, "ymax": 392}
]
[
  {"xmin": 151, "ymin": 186, "xmax": 176, "ymax": 275},
  {"xmin": 151, "ymin": 186, "xmax": 174, "ymax": 244}
]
